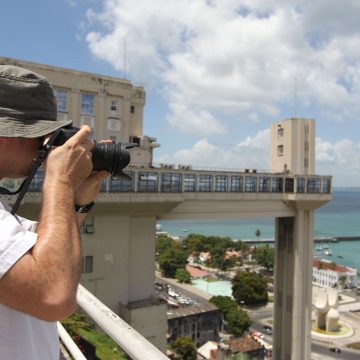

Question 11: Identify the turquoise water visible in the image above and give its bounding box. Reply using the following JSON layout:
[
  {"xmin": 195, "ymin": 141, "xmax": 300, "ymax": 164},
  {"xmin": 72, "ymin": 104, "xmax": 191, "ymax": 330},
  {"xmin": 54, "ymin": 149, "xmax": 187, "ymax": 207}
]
[
  {"xmin": 159, "ymin": 190, "xmax": 360, "ymax": 274},
  {"xmin": 192, "ymin": 279, "xmax": 234, "ymax": 297}
]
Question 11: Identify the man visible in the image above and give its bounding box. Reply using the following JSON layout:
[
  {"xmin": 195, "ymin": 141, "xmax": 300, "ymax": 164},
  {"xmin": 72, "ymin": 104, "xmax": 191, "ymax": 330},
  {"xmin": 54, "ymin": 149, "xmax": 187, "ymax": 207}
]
[{"xmin": 0, "ymin": 64, "xmax": 109, "ymax": 359}]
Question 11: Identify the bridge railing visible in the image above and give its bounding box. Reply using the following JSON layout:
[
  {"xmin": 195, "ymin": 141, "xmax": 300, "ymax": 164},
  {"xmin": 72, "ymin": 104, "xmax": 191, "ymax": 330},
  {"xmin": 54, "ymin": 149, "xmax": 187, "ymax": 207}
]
[
  {"xmin": 58, "ymin": 284, "xmax": 169, "ymax": 360},
  {"xmin": 27, "ymin": 167, "xmax": 332, "ymax": 195}
]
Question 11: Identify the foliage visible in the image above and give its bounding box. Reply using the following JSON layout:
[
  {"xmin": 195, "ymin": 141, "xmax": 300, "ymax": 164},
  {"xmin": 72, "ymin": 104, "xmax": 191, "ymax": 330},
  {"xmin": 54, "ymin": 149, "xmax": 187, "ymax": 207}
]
[
  {"xmin": 253, "ymin": 246, "xmax": 274, "ymax": 272},
  {"xmin": 159, "ymin": 247, "xmax": 188, "ymax": 277},
  {"xmin": 232, "ymin": 271, "xmax": 269, "ymax": 307},
  {"xmin": 156, "ymin": 234, "xmax": 178, "ymax": 257},
  {"xmin": 61, "ymin": 313, "xmax": 128, "ymax": 360},
  {"xmin": 176, "ymin": 268, "xmax": 192, "ymax": 283},
  {"xmin": 209, "ymin": 296, "xmax": 252, "ymax": 336},
  {"xmin": 170, "ymin": 336, "xmax": 197, "ymax": 360}
]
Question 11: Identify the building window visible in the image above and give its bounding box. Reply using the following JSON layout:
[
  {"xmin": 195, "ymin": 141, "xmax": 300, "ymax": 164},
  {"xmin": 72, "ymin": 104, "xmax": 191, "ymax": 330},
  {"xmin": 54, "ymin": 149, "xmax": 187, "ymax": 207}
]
[
  {"xmin": 272, "ymin": 178, "xmax": 283, "ymax": 192},
  {"xmin": 110, "ymin": 172, "xmax": 134, "ymax": 192},
  {"xmin": 81, "ymin": 93, "xmax": 95, "ymax": 115},
  {"xmin": 297, "ymin": 178, "xmax": 305, "ymax": 193},
  {"xmin": 161, "ymin": 173, "xmax": 182, "ymax": 192},
  {"xmin": 199, "ymin": 175, "xmax": 212, "ymax": 192},
  {"xmin": 285, "ymin": 178, "xmax": 294, "ymax": 192},
  {"xmin": 82, "ymin": 255, "xmax": 93, "ymax": 273},
  {"xmin": 244, "ymin": 176, "xmax": 257, "ymax": 192},
  {"xmin": 130, "ymin": 105, "xmax": 135, "ymax": 114},
  {"xmin": 277, "ymin": 128, "xmax": 284, "ymax": 138},
  {"xmin": 138, "ymin": 172, "xmax": 158, "ymax": 192},
  {"xmin": 184, "ymin": 174, "xmax": 196, "ymax": 192},
  {"xmin": 80, "ymin": 217, "xmax": 95, "ymax": 234},
  {"xmin": 322, "ymin": 178, "xmax": 331, "ymax": 194},
  {"xmin": 307, "ymin": 178, "xmax": 321, "ymax": 193},
  {"xmin": 111, "ymin": 100, "xmax": 117, "ymax": 111},
  {"xmin": 277, "ymin": 145, "xmax": 284, "ymax": 156},
  {"xmin": 215, "ymin": 176, "xmax": 227, "ymax": 192},
  {"xmin": 230, "ymin": 176, "xmax": 243, "ymax": 192},
  {"xmin": 259, "ymin": 177, "xmax": 270, "ymax": 192},
  {"xmin": 54, "ymin": 89, "xmax": 68, "ymax": 112}
]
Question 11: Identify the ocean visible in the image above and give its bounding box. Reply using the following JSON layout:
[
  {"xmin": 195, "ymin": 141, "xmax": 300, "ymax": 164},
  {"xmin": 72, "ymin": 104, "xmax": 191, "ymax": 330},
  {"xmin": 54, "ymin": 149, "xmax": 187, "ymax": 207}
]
[{"xmin": 158, "ymin": 190, "xmax": 360, "ymax": 272}]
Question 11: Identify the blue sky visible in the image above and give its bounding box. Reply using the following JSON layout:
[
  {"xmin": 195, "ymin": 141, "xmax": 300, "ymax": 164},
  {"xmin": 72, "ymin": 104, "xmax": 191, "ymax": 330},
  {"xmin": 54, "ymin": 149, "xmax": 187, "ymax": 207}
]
[{"xmin": 2, "ymin": 0, "xmax": 360, "ymax": 187}]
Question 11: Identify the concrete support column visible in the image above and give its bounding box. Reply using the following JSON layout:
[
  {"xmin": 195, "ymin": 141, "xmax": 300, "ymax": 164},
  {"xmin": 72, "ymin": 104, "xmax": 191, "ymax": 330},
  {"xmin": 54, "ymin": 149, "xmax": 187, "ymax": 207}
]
[{"xmin": 273, "ymin": 208, "xmax": 314, "ymax": 360}]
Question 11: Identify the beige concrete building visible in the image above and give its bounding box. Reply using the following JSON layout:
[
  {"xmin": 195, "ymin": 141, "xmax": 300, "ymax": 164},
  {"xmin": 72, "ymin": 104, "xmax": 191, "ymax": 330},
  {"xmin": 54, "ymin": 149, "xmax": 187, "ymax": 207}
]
[
  {"xmin": 270, "ymin": 118, "xmax": 315, "ymax": 175},
  {"xmin": 0, "ymin": 57, "xmax": 333, "ymax": 359}
]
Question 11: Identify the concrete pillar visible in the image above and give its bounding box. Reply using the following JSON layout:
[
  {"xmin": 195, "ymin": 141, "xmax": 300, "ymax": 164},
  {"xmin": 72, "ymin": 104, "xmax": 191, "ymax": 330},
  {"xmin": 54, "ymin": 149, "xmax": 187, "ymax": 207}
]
[{"xmin": 273, "ymin": 208, "xmax": 314, "ymax": 360}]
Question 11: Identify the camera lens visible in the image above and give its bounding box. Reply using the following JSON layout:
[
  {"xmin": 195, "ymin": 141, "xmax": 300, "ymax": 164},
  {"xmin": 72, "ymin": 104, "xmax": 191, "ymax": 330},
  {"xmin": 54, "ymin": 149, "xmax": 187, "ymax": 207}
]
[{"xmin": 92, "ymin": 142, "xmax": 130, "ymax": 178}]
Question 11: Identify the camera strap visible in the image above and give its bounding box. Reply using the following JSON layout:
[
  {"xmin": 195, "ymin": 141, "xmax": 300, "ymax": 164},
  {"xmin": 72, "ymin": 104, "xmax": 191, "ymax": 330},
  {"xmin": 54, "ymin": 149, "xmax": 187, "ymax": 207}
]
[{"xmin": 0, "ymin": 129, "xmax": 62, "ymax": 215}]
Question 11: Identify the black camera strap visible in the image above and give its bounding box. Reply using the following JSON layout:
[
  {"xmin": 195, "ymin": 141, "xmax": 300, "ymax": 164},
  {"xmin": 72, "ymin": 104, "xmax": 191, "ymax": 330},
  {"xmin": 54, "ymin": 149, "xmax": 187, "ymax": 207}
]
[{"xmin": 0, "ymin": 129, "xmax": 62, "ymax": 215}]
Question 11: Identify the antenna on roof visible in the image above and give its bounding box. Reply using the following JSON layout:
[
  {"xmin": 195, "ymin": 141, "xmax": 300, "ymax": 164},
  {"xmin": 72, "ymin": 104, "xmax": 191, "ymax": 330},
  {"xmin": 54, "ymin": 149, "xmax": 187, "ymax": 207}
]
[
  {"xmin": 124, "ymin": 35, "xmax": 127, "ymax": 80},
  {"xmin": 293, "ymin": 76, "xmax": 298, "ymax": 118}
]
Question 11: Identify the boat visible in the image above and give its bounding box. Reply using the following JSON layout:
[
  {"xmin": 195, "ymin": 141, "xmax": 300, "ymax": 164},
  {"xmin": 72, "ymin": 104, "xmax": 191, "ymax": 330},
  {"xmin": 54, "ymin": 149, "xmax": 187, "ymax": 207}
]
[
  {"xmin": 337, "ymin": 255, "xmax": 344, "ymax": 259},
  {"xmin": 324, "ymin": 249, "xmax": 333, "ymax": 256}
]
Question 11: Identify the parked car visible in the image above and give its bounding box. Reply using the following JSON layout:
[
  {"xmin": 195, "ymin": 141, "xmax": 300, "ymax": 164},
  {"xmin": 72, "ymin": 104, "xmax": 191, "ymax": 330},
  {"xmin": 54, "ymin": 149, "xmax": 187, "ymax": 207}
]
[
  {"xmin": 262, "ymin": 325, "xmax": 272, "ymax": 335},
  {"xmin": 329, "ymin": 347, "xmax": 341, "ymax": 353}
]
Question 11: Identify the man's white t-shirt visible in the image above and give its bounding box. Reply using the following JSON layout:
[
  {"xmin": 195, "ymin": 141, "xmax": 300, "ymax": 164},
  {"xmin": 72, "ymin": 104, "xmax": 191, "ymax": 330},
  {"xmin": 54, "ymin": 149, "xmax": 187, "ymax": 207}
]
[{"xmin": 0, "ymin": 200, "xmax": 60, "ymax": 360}]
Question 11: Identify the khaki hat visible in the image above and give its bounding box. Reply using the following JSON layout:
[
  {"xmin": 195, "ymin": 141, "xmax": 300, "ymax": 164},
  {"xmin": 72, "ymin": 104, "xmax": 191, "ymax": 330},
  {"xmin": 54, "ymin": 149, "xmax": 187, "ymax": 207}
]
[{"xmin": 0, "ymin": 64, "xmax": 72, "ymax": 138}]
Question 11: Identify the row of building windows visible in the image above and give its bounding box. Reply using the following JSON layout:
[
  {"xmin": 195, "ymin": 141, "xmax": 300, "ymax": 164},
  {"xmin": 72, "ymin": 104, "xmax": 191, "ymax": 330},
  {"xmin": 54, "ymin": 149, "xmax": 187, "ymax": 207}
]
[
  {"xmin": 54, "ymin": 89, "xmax": 135, "ymax": 115},
  {"xmin": 28, "ymin": 169, "xmax": 331, "ymax": 194}
]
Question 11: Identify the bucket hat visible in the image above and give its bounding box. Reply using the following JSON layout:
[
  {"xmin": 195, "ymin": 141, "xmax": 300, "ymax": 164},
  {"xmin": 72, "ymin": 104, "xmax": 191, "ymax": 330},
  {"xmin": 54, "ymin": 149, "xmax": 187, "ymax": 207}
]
[{"xmin": 0, "ymin": 64, "xmax": 72, "ymax": 138}]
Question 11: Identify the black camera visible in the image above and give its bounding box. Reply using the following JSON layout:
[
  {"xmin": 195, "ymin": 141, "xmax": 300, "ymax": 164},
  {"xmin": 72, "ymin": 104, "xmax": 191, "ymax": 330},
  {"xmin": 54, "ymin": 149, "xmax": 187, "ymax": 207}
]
[{"xmin": 51, "ymin": 126, "xmax": 134, "ymax": 179}]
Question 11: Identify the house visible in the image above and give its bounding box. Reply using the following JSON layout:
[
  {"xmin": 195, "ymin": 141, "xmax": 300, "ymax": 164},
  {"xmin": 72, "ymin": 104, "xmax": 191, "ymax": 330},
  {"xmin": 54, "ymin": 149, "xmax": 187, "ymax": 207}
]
[{"xmin": 312, "ymin": 259, "xmax": 358, "ymax": 289}]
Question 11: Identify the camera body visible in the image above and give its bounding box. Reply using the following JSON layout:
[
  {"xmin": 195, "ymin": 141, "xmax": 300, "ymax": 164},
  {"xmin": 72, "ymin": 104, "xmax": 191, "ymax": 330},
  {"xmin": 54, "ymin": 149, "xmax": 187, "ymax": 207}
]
[{"xmin": 52, "ymin": 126, "xmax": 132, "ymax": 178}]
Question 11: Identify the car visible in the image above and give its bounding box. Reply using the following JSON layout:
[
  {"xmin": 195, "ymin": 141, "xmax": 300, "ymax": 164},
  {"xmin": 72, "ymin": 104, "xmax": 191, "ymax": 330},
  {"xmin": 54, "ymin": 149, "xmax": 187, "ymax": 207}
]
[
  {"xmin": 329, "ymin": 347, "xmax": 341, "ymax": 353},
  {"xmin": 262, "ymin": 325, "xmax": 272, "ymax": 335}
]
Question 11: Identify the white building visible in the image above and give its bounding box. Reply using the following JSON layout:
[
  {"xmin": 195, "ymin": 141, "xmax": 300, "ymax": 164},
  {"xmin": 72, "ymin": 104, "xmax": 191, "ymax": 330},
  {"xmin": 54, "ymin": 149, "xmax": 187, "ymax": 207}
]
[{"xmin": 313, "ymin": 258, "xmax": 358, "ymax": 289}]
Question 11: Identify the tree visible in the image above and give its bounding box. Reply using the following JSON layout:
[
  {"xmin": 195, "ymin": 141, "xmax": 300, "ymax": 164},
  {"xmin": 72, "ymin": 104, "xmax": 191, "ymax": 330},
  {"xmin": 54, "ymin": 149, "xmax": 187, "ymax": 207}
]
[
  {"xmin": 176, "ymin": 268, "xmax": 191, "ymax": 284},
  {"xmin": 158, "ymin": 248, "xmax": 188, "ymax": 278},
  {"xmin": 253, "ymin": 246, "xmax": 274, "ymax": 272},
  {"xmin": 170, "ymin": 336, "xmax": 197, "ymax": 360},
  {"xmin": 226, "ymin": 307, "xmax": 252, "ymax": 336},
  {"xmin": 209, "ymin": 296, "xmax": 252, "ymax": 336},
  {"xmin": 232, "ymin": 271, "xmax": 268, "ymax": 307},
  {"xmin": 156, "ymin": 234, "xmax": 177, "ymax": 257}
]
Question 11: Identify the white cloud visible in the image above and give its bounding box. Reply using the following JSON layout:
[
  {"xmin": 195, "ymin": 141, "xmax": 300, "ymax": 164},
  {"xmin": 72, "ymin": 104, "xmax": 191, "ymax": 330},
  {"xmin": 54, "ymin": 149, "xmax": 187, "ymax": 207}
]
[
  {"xmin": 155, "ymin": 129, "xmax": 269, "ymax": 170},
  {"xmin": 85, "ymin": 0, "xmax": 360, "ymax": 135}
]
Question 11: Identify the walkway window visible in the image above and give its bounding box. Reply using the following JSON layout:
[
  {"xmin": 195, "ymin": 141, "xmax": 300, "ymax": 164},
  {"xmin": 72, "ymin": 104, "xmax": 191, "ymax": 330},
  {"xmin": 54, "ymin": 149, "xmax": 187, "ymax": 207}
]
[
  {"xmin": 110, "ymin": 172, "xmax": 134, "ymax": 192},
  {"xmin": 307, "ymin": 178, "xmax": 321, "ymax": 193},
  {"xmin": 184, "ymin": 174, "xmax": 196, "ymax": 192},
  {"xmin": 277, "ymin": 145, "xmax": 284, "ymax": 156},
  {"xmin": 297, "ymin": 178, "xmax": 305, "ymax": 193},
  {"xmin": 322, "ymin": 178, "xmax": 331, "ymax": 194},
  {"xmin": 161, "ymin": 173, "xmax": 182, "ymax": 192},
  {"xmin": 230, "ymin": 176, "xmax": 243, "ymax": 192},
  {"xmin": 259, "ymin": 177, "xmax": 270, "ymax": 192},
  {"xmin": 271, "ymin": 178, "xmax": 283, "ymax": 192},
  {"xmin": 215, "ymin": 176, "xmax": 227, "ymax": 192},
  {"xmin": 244, "ymin": 176, "xmax": 257, "ymax": 192},
  {"xmin": 138, "ymin": 172, "xmax": 158, "ymax": 192},
  {"xmin": 285, "ymin": 178, "xmax": 294, "ymax": 192},
  {"xmin": 199, "ymin": 175, "xmax": 212, "ymax": 192}
]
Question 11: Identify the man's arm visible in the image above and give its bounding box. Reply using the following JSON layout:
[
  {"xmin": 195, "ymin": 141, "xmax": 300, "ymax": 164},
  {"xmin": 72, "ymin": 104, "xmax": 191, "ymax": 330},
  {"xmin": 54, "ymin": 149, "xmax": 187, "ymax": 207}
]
[{"xmin": 0, "ymin": 126, "xmax": 95, "ymax": 321}]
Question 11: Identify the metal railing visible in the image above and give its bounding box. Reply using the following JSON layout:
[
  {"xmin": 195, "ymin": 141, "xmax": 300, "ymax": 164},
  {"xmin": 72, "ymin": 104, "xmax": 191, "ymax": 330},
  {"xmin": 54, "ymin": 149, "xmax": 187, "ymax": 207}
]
[{"xmin": 59, "ymin": 284, "xmax": 169, "ymax": 360}]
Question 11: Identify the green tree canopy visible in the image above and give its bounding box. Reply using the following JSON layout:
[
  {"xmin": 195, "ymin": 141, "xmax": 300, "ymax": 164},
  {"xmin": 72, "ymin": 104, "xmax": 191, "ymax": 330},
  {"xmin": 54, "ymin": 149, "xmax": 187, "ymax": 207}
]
[
  {"xmin": 253, "ymin": 246, "xmax": 275, "ymax": 272},
  {"xmin": 170, "ymin": 336, "xmax": 197, "ymax": 360},
  {"xmin": 209, "ymin": 296, "xmax": 252, "ymax": 336},
  {"xmin": 232, "ymin": 271, "xmax": 268, "ymax": 307},
  {"xmin": 176, "ymin": 268, "xmax": 192, "ymax": 284},
  {"xmin": 156, "ymin": 234, "xmax": 178, "ymax": 257},
  {"xmin": 158, "ymin": 247, "xmax": 188, "ymax": 278}
]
